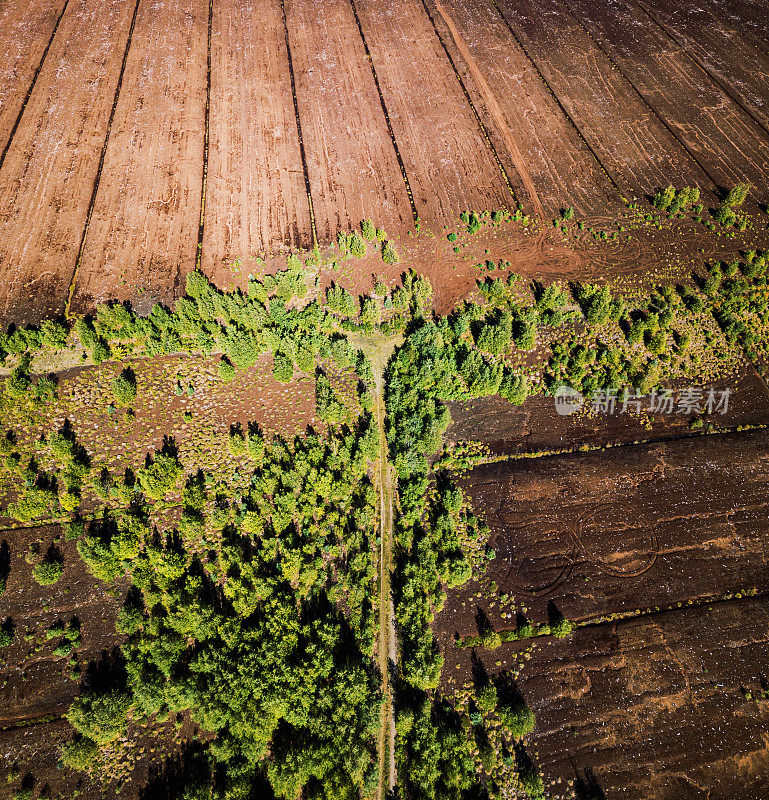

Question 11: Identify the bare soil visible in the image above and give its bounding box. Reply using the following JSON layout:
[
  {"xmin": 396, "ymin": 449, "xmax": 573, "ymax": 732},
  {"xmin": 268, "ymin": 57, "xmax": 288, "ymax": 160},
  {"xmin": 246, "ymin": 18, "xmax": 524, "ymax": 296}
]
[
  {"xmin": 202, "ymin": 0, "xmax": 314, "ymax": 268},
  {"xmin": 0, "ymin": 0, "xmax": 137, "ymax": 325},
  {"xmin": 70, "ymin": 0, "xmax": 208, "ymax": 315}
]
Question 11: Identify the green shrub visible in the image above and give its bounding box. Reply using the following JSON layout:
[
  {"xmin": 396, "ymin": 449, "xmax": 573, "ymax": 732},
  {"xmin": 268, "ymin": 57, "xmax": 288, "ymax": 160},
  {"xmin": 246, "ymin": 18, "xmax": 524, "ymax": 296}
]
[
  {"xmin": 551, "ymin": 616, "xmax": 574, "ymax": 638},
  {"xmin": 723, "ymin": 182, "xmax": 750, "ymax": 208},
  {"xmin": 349, "ymin": 231, "xmax": 366, "ymax": 259},
  {"xmin": 476, "ymin": 683, "xmax": 498, "ymax": 713},
  {"xmin": 272, "ymin": 351, "xmax": 294, "ymax": 383},
  {"xmin": 499, "ymin": 703, "xmax": 535, "ymax": 738},
  {"xmin": 61, "ymin": 736, "xmax": 100, "ymax": 770},
  {"xmin": 91, "ymin": 339, "xmax": 110, "ymax": 364},
  {"xmin": 360, "ymin": 219, "xmax": 377, "ymax": 240},
  {"xmin": 68, "ymin": 689, "xmax": 132, "ymax": 745},
  {"xmin": 0, "ymin": 618, "xmax": 15, "ymax": 646},
  {"xmin": 218, "ymin": 358, "xmax": 236, "ymax": 382},
  {"xmin": 137, "ymin": 453, "xmax": 182, "ymax": 501},
  {"xmin": 382, "ymin": 240, "xmax": 399, "ymax": 265},
  {"xmin": 111, "ymin": 368, "xmax": 136, "ymax": 405},
  {"xmin": 32, "ymin": 559, "xmax": 63, "ymax": 586}
]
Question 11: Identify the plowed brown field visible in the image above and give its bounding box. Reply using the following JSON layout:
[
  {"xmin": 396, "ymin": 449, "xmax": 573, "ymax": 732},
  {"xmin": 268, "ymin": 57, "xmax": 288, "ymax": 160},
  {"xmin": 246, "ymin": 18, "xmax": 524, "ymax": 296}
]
[
  {"xmin": 69, "ymin": 0, "xmax": 208, "ymax": 314},
  {"xmin": 0, "ymin": 0, "xmax": 767, "ymax": 321},
  {"xmin": 201, "ymin": 0, "xmax": 314, "ymax": 271}
]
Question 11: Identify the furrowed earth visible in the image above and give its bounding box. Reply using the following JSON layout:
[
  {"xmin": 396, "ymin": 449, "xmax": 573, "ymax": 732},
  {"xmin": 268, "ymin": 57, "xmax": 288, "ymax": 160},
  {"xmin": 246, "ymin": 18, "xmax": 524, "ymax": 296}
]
[{"xmin": 0, "ymin": 1, "xmax": 768, "ymax": 799}]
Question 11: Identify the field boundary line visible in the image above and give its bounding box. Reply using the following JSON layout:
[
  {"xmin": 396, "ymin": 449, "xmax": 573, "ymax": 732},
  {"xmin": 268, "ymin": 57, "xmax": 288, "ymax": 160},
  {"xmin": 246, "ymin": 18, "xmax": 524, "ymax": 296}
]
[
  {"xmin": 557, "ymin": 0, "xmax": 720, "ymax": 192},
  {"xmin": 459, "ymin": 421, "xmax": 769, "ymax": 471},
  {"xmin": 64, "ymin": 0, "xmax": 142, "ymax": 319},
  {"xmin": 195, "ymin": 0, "xmax": 214, "ymax": 275},
  {"xmin": 280, "ymin": 0, "xmax": 318, "ymax": 248},
  {"xmin": 632, "ymin": 0, "xmax": 769, "ymax": 142},
  {"xmin": 0, "ymin": 0, "xmax": 70, "ymax": 173},
  {"xmin": 418, "ymin": 0, "xmax": 520, "ymax": 211},
  {"xmin": 487, "ymin": 0, "xmax": 626, "ymax": 203},
  {"xmin": 348, "ymin": 0, "xmax": 419, "ymax": 226}
]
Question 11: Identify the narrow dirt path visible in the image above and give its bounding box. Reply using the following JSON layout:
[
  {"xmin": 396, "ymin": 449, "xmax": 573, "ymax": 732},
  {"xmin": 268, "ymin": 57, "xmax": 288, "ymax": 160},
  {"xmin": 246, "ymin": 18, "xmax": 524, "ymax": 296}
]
[
  {"xmin": 347, "ymin": 330, "xmax": 401, "ymax": 798},
  {"xmin": 432, "ymin": 0, "xmax": 545, "ymax": 220}
]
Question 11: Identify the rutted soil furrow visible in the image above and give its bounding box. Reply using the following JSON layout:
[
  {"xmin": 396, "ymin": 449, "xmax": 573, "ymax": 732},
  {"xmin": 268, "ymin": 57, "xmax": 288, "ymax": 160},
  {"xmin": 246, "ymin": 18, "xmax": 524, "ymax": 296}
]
[
  {"xmin": 495, "ymin": 0, "xmax": 717, "ymax": 201},
  {"xmin": 567, "ymin": 0, "xmax": 769, "ymax": 202},
  {"xmin": 0, "ymin": 0, "xmax": 68, "ymax": 171},
  {"xmin": 354, "ymin": 0, "xmax": 514, "ymax": 227},
  {"xmin": 556, "ymin": 0, "xmax": 722, "ymax": 191},
  {"xmin": 348, "ymin": 0, "xmax": 419, "ymax": 225},
  {"xmin": 637, "ymin": 0, "xmax": 769, "ymax": 138},
  {"xmin": 444, "ymin": 428, "xmax": 769, "ymax": 636},
  {"xmin": 0, "ymin": 0, "xmax": 140, "ymax": 326},
  {"xmin": 195, "ymin": 0, "xmax": 213, "ymax": 270},
  {"xmin": 65, "ymin": 0, "xmax": 142, "ymax": 317},
  {"xmin": 434, "ymin": 0, "xmax": 623, "ymax": 218},
  {"xmin": 633, "ymin": 0, "xmax": 769, "ymax": 140},
  {"xmin": 69, "ymin": 0, "xmax": 208, "ymax": 315},
  {"xmin": 421, "ymin": 0, "xmax": 522, "ymax": 213},
  {"xmin": 284, "ymin": 0, "xmax": 414, "ymax": 243}
]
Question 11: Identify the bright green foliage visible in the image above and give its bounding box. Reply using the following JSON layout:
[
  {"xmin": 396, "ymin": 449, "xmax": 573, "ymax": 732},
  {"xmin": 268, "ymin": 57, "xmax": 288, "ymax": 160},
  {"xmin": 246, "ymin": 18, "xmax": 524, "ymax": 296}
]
[
  {"xmin": 68, "ymin": 689, "xmax": 133, "ymax": 745},
  {"xmin": 34, "ymin": 375, "xmax": 57, "ymax": 403},
  {"xmin": 476, "ymin": 683, "xmax": 498, "ymax": 713},
  {"xmin": 218, "ymin": 358, "xmax": 236, "ymax": 382},
  {"xmin": 61, "ymin": 737, "xmax": 100, "ymax": 770},
  {"xmin": 5, "ymin": 359, "xmax": 30, "ymax": 399},
  {"xmin": 573, "ymin": 283, "xmax": 615, "ymax": 326},
  {"xmin": 40, "ymin": 319, "xmax": 68, "ymax": 350},
  {"xmin": 111, "ymin": 368, "xmax": 137, "ymax": 405},
  {"xmin": 360, "ymin": 219, "xmax": 377, "ymax": 241},
  {"xmin": 7, "ymin": 487, "xmax": 56, "ymax": 523},
  {"xmin": 137, "ymin": 452, "xmax": 182, "ymax": 501},
  {"xmin": 228, "ymin": 427, "xmax": 247, "ymax": 456},
  {"xmin": 70, "ymin": 424, "xmax": 381, "ymax": 799},
  {"xmin": 32, "ymin": 559, "xmax": 63, "ymax": 586},
  {"xmin": 499, "ymin": 370, "xmax": 528, "ymax": 405},
  {"xmin": 315, "ymin": 370, "xmax": 345, "ymax": 423},
  {"xmin": 349, "ymin": 231, "xmax": 367, "ymax": 259},
  {"xmin": 271, "ymin": 350, "xmax": 294, "ymax": 383},
  {"xmin": 652, "ymin": 185, "xmax": 676, "ymax": 210},
  {"xmin": 723, "ymin": 182, "xmax": 751, "ymax": 208},
  {"xmin": 475, "ymin": 309, "xmax": 512, "ymax": 355},
  {"xmin": 398, "ymin": 696, "xmax": 476, "ymax": 800}
]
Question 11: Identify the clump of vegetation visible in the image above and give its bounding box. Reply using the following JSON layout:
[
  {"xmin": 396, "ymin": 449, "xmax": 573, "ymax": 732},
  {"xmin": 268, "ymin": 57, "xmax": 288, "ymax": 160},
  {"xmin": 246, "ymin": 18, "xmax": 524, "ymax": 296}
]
[
  {"xmin": 32, "ymin": 547, "xmax": 63, "ymax": 586},
  {"xmin": 714, "ymin": 182, "xmax": 751, "ymax": 227},
  {"xmin": 111, "ymin": 367, "xmax": 137, "ymax": 405},
  {"xmin": 382, "ymin": 239, "xmax": 399, "ymax": 264}
]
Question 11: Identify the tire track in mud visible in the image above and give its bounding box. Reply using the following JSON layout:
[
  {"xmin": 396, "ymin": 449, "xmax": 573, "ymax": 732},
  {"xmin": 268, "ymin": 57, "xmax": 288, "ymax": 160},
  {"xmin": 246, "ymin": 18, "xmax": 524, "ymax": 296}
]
[
  {"xmin": 418, "ymin": 0, "xmax": 520, "ymax": 212},
  {"xmin": 348, "ymin": 0, "xmax": 419, "ymax": 225},
  {"xmin": 280, "ymin": 0, "xmax": 318, "ymax": 247},
  {"xmin": 431, "ymin": 0, "xmax": 541, "ymax": 217},
  {"xmin": 195, "ymin": 0, "xmax": 213, "ymax": 272},
  {"xmin": 632, "ymin": 0, "xmax": 769, "ymax": 142},
  {"xmin": 64, "ymin": 0, "xmax": 142, "ymax": 318},
  {"xmin": 557, "ymin": 0, "xmax": 720, "ymax": 192},
  {"xmin": 486, "ymin": 0, "xmax": 625, "ymax": 204},
  {"xmin": 0, "ymin": 0, "xmax": 69, "ymax": 174}
]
